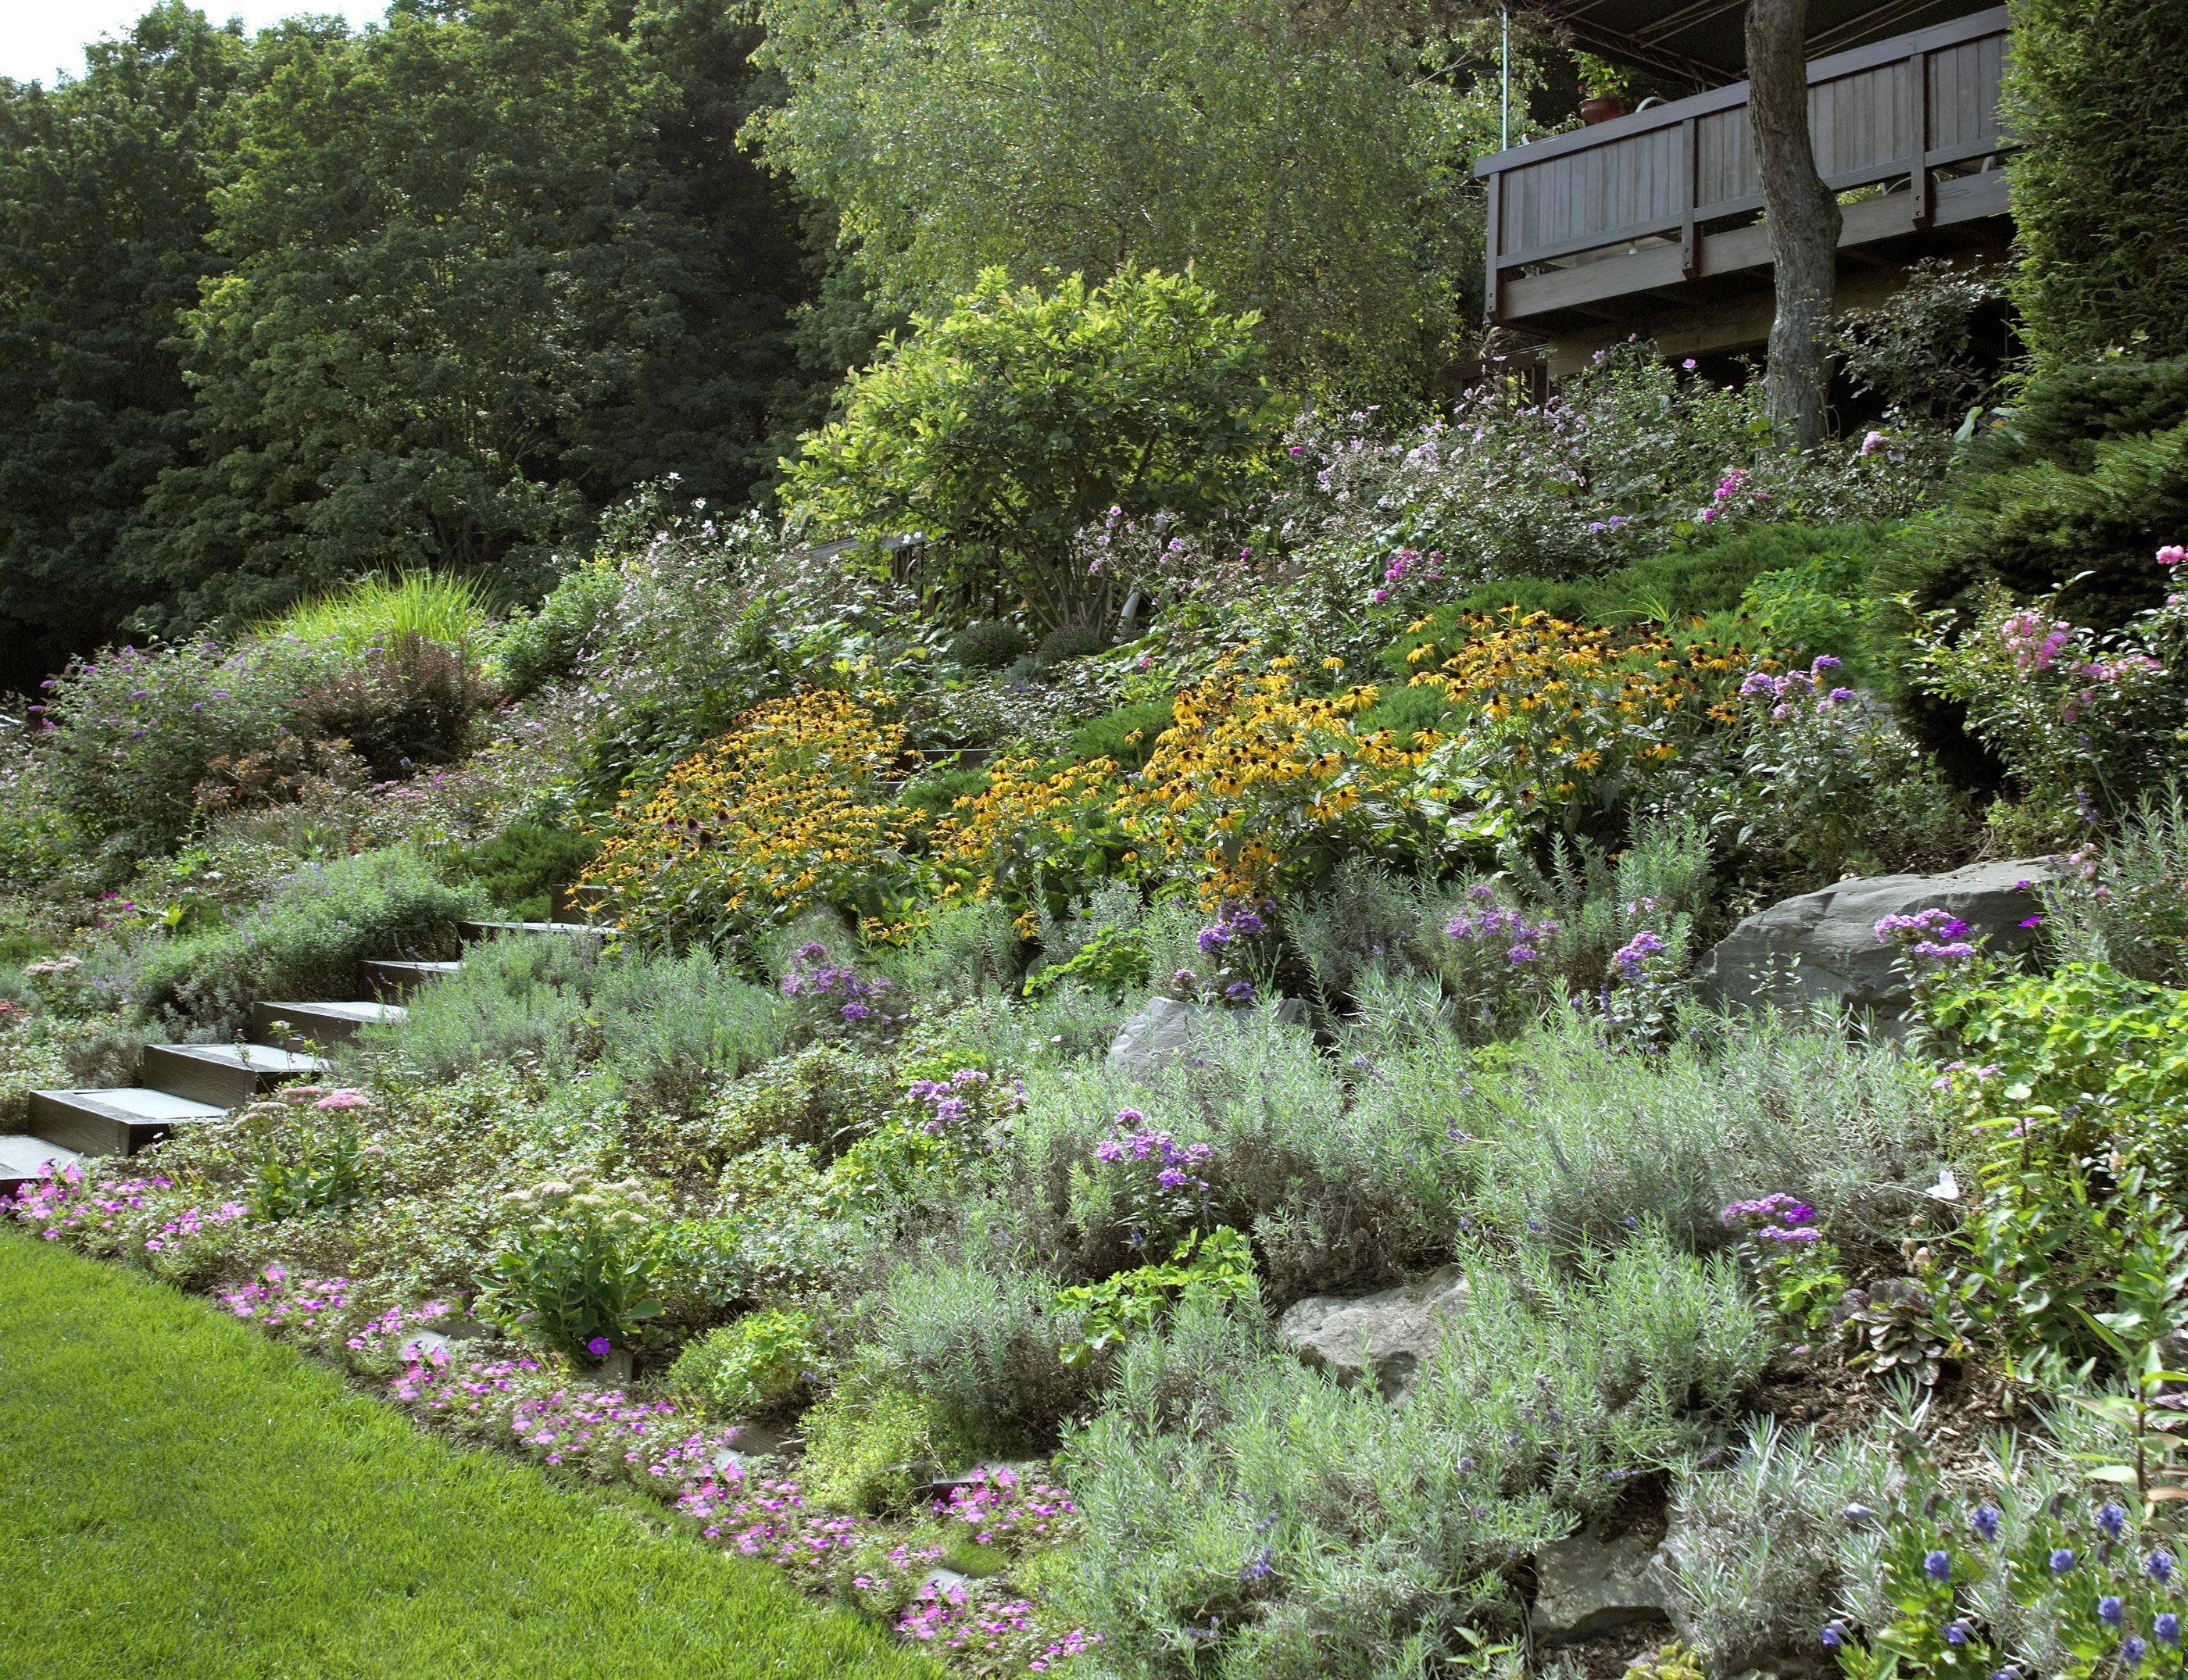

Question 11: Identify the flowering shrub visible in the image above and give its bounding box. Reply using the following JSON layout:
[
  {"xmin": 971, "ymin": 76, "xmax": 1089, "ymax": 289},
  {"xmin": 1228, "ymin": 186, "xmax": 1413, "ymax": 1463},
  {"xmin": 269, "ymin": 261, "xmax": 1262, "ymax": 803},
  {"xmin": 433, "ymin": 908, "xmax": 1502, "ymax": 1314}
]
[
  {"xmin": 934, "ymin": 1464, "xmax": 1082, "ymax": 1556},
  {"xmin": 1711, "ymin": 656, "xmax": 1962, "ymax": 878},
  {"xmin": 1914, "ymin": 545, "xmax": 2188, "ymax": 837},
  {"xmin": 780, "ymin": 942, "xmax": 905, "ymax": 1042},
  {"xmin": 1171, "ymin": 901, "xmax": 1278, "ymax": 1006},
  {"xmin": 1439, "ymin": 885, "xmax": 1563, "ymax": 1039},
  {"xmin": 474, "ymin": 1176, "xmax": 667, "ymax": 1358},
  {"xmin": 242, "ymin": 1085, "xmax": 384, "ymax": 1219},
  {"xmin": 1827, "ymin": 1480, "xmax": 2188, "ymax": 1679},
  {"xmin": 935, "ymin": 658, "xmax": 1440, "ymax": 914},
  {"xmin": 9, "ymin": 1158, "xmax": 249, "ymax": 1280},
  {"xmin": 584, "ymin": 689, "xmax": 929, "ymax": 948},
  {"xmin": 30, "ymin": 635, "xmax": 326, "ymax": 867},
  {"xmin": 1269, "ymin": 348, "xmax": 1793, "ymax": 617}
]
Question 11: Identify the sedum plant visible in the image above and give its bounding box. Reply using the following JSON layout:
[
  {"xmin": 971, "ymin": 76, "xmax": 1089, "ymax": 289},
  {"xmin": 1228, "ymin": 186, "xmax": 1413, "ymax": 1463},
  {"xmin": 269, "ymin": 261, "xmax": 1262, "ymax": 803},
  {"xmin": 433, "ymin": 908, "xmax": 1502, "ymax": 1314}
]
[{"xmin": 474, "ymin": 1175, "xmax": 667, "ymax": 1358}]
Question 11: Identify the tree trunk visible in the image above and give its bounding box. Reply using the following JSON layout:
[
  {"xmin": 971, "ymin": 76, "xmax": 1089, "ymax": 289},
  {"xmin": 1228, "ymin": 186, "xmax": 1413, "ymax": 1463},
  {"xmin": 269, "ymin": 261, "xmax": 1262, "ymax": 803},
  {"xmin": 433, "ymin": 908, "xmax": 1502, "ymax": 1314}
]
[{"xmin": 1745, "ymin": 0, "xmax": 1839, "ymax": 450}]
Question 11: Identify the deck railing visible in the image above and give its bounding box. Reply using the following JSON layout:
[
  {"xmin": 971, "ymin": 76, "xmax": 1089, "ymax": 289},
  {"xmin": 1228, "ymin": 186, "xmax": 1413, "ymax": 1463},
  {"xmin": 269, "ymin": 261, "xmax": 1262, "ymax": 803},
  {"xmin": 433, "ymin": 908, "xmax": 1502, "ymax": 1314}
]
[{"xmin": 1476, "ymin": 6, "xmax": 2013, "ymax": 326}]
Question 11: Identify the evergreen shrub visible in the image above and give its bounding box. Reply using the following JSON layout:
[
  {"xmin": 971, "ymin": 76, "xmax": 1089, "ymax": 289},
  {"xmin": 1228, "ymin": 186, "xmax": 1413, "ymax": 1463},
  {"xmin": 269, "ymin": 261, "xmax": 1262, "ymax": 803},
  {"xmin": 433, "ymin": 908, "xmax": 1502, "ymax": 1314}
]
[{"xmin": 2005, "ymin": 0, "xmax": 2188, "ymax": 368}]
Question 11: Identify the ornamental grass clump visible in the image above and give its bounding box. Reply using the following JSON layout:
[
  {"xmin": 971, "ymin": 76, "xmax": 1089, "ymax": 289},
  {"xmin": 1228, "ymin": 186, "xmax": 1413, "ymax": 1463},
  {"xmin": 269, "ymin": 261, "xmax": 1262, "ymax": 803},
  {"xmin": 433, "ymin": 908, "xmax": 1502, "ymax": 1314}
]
[{"xmin": 584, "ymin": 688, "xmax": 930, "ymax": 949}]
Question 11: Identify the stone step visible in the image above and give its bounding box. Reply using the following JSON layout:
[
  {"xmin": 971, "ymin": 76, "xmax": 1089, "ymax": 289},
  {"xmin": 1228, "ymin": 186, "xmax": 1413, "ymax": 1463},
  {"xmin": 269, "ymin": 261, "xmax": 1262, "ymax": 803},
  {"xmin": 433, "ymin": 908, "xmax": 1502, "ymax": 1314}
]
[
  {"xmin": 459, "ymin": 918, "xmax": 605, "ymax": 945},
  {"xmin": 26, "ymin": 1088, "xmax": 225, "ymax": 1158},
  {"xmin": 363, "ymin": 959, "xmax": 462, "ymax": 1000},
  {"xmin": 140, "ymin": 1042, "xmax": 328, "ymax": 1108},
  {"xmin": 0, "ymin": 1134, "xmax": 83, "ymax": 1196},
  {"xmin": 250, "ymin": 999, "xmax": 406, "ymax": 1050}
]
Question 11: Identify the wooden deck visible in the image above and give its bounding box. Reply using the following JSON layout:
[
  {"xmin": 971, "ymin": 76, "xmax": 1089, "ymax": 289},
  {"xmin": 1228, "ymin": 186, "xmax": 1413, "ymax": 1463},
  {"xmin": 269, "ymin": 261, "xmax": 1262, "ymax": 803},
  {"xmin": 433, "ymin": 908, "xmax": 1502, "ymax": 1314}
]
[{"xmin": 1477, "ymin": 7, "xmax": 2013, "ymax": 349}]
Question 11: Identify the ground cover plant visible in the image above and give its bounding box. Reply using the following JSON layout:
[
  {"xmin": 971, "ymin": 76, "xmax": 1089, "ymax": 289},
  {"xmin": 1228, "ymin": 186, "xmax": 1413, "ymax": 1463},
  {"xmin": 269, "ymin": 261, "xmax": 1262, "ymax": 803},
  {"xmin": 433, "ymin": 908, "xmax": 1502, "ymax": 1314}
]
[{"xmin": 5, "ymin": 170, "xmax": 2188, "ymax": 1680}]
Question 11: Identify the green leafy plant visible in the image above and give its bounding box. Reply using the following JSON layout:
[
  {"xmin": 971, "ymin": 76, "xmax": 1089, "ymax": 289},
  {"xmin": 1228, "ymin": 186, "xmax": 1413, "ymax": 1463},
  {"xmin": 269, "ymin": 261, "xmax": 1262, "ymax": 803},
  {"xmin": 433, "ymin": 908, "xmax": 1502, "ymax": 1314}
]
[
  {"xmin": 474, "ymin": 1176, "xmax": 667, "ymax": 1357},
  {"xmin": 1022, "ymin": 925, "xmax": 1148, "ymax": 1003},
  {"xmin": 1054, "ymin": 1226, "xmax": 1259, "ymax": 1367},
  {"xmin": 947, "ymin": 620, "xmax": 1031, "ymax": 670},
  {"xmin": 666, "ymin": 1308, "xmax": 818, "ymax": 1415},
  {"xmin": 254, "ymin": 570, "xmax": 494, "ymax": 659}
]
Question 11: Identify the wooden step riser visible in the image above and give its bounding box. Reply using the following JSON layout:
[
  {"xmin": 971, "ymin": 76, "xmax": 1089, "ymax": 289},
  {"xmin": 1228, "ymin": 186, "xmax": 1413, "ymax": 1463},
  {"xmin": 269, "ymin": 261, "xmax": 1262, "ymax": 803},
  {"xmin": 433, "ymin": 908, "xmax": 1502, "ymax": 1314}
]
[
  {"xmin": 25, "ymin": 1092, "xmax": 174, "ymax": 1158},
  {"xmin": 248, "ymin": 1003, "xmax": 395, "ymax": 1050},
  {"xmin": 138, "ymin": 1046, "xmax": 289, "ymax": 1109},
  {"xmin": 363, "ymin": 961, "xmax": 459, "ymax": 1001}
]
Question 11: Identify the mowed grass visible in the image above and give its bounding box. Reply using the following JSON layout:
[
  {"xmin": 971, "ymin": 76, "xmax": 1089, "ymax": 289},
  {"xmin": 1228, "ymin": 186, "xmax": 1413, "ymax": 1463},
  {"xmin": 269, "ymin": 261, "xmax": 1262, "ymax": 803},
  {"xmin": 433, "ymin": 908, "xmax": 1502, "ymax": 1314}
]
[{"xmin": 0, "ymin": 1233, "xmax": 941, "ymax": 1679}]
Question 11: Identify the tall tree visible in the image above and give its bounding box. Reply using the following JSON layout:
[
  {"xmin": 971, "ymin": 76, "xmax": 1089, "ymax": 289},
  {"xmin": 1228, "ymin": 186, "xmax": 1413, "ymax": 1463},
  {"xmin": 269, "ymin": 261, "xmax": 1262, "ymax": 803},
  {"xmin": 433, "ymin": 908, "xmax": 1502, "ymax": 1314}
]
[
  {"xmin": 125, "ymin": 0, "xmax": 667, "ymax": 629},
  {"xmin": 582, "ymin": 0, "xmax": 821, "ymax": 504},
  {"xmin": 0, "ymin": 4, "xmax": 248, "ymax": 692},
  {"xmin": 1745, "ymin": 0, "xmax": 1839, "ymax": 449},
  {"xmin": 749, "ymin": 0, "xmax": 1507, "ymax": 402}
]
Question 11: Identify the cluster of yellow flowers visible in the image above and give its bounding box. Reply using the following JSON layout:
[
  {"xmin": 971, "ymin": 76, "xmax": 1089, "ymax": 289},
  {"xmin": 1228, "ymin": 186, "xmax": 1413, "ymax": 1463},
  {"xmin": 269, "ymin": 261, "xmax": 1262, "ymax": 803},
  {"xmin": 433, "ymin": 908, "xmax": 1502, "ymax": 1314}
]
[
  {"xmin": 585, "ymin": 688, "xmax": 928, "ymax": 945},
  {"xmin": 935, "ymin": 656, "xmax": 1437, "ymax": 912},
  {"xmin": 1397, "ymin": 611, "xmax": 1759, "ymax": 818},
  {"xmin": 1112, "ymin": 659, "xmax": 1432, "ymax": 903}
]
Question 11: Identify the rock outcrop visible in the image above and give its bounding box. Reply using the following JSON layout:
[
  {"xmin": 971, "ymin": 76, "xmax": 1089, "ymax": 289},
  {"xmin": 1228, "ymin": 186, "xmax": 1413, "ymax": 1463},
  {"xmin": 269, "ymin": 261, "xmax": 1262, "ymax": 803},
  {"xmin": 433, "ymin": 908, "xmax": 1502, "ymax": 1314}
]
[{"xmin": 1696, "ymin": 857, "xmax": 2054, "ymax": 1021}]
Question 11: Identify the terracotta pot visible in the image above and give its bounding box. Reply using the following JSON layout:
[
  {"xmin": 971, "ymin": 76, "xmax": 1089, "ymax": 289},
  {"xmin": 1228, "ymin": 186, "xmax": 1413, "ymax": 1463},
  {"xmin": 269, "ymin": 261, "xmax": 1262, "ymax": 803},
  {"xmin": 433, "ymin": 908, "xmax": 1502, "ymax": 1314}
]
[{"xmin": 1579, "ymin": 95, "xmax": 1625, "ymax": 125}]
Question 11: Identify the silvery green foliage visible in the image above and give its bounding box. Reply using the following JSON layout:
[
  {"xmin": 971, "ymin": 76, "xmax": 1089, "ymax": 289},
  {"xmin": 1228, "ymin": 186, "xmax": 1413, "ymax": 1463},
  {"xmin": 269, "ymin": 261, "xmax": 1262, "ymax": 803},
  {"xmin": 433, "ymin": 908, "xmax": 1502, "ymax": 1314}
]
[
  {"xmin": 1456, "ymin": 1010, "xmax": 1944, "ymax": 1253},
  {"xmin": 860, "ymin": 1224, "xmax": 1096, "ymax": 1456},
  {"xmin": 1066, "ymin": 1231, "xmax": 1764, "ymax": 1677},
  {"xmin": 1662, "ymin": 1392, "xmax": 2100, "ymax": 1675},
  {"xmin": 1284, "ymin": 859, "xmax": 1439, "ymax": 1017}
]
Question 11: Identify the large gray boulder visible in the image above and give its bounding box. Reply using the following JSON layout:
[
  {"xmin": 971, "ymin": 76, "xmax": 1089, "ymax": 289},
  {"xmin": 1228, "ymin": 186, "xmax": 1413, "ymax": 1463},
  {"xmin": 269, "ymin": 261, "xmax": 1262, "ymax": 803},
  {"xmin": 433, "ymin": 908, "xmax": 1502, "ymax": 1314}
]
[
  {"xmin": 1107, "ymin": 995, "xmax": 1307, "ymax": 1078},
  {"xmin": 1532, "ymin": 1528, "xmax": 1674, "ymax": 1643},
  {"xmin": 1275, "ymin": 1268, "xmax": 1469, "ymax": 1401},
  {"xmin": 1696, "ymin": 857, "xmax": 2054, "ymax": 1020}
]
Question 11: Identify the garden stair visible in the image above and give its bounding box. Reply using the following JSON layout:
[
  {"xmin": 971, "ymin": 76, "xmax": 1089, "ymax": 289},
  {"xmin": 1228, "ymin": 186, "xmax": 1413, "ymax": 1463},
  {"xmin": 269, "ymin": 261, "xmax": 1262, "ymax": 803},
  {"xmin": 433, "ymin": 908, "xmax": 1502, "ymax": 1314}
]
[{"xmin": 5, "ymin": 917, "xmax": 606, "ymax": 1196}]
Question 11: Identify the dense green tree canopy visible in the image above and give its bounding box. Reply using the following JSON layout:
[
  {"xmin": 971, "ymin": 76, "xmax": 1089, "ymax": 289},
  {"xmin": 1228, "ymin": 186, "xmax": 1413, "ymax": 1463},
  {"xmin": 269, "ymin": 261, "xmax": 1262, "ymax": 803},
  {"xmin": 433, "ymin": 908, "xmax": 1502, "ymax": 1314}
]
[
  {"xmin": 0, "ymin": 3, "xmax": 248, "ymax": 689},
  {"xmin": 749, "ymin": 0, "xmax": 1505, "ymax": 401}
]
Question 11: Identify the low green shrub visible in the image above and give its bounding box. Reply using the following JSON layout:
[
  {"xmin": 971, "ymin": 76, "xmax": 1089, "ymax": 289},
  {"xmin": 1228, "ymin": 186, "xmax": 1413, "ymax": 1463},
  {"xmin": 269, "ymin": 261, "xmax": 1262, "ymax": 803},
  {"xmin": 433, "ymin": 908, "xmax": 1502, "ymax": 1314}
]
[
  {"xmin": 1068, "ymin": 1232, "xmax": 1764, "ymax": 1675},
  {"xmin": 2043, "ymin": 782, "xmax": 2188, "ymax": 985},
  {"xmin": 858, "ymin": 1234, "xmax": 1099, "ymax": 1457},
  {"xmin": 492, "ymin": 556, "xmax": 624, "ymax": 700},
  {"xmin": 348, "ymin": 933, "xmax": 598, "ymax": 1087},
  {"xmin": 947, "ymin": 620, "xmax": 1032, "ymax": 670},
  {"xmin": 1053, "ymin": 698, "xmax": 1174, "ymax": 772},
  {"xmin": 118, "ymin": 846, "xmax": 481, "ymax": 1035},
  {"xmin": 1033, "ymin": 621, "xmax": 1108, "ymax": 667},
  {"xmin": 446, "ymin": 821, "xmax": 599, "ymax": 922},
  {"xmin": 800, "ymin": 1382, "xmax": 978, "ymax": 1514},
  {"xmin": 667, "ymin": 1308, "xmax": 819, "ymax": 1414},
  {"xmin": 1432, "ymin": 520, "xmax": 1893, "ymax": 632}
]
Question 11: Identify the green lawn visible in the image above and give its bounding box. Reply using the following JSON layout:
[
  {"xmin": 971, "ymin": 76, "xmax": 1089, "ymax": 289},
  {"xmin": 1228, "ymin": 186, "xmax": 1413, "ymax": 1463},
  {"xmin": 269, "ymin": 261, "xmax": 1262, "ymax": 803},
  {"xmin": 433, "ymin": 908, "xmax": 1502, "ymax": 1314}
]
[{"xmin": 0, "ymin": 1232, "xmax": 941, "ymax": 1679}]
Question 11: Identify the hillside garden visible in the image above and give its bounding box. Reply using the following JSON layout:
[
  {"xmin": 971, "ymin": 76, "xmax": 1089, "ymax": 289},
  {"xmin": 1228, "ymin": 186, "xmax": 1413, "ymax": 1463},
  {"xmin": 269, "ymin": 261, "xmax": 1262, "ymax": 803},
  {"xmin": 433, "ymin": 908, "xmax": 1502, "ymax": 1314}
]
[{"xmin": 3, "ymin": 3, "xmax": 2188, "ymax": 1676}]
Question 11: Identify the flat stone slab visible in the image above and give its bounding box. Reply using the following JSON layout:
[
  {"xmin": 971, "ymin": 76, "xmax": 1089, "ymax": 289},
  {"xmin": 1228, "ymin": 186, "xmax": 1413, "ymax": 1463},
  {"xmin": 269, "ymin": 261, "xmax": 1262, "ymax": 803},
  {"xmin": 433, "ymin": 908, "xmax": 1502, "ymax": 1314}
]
[
  {"xmin": 252, "ymin": 1000, "xmax": 406, "ymax": 1048},
  {"xmin": 27, "ymin": 1087, "xmax": 224, "ymax": 1157},
  {"xmin": 1277, "ymin": 1268, "xmax": 1470, "ymax": 1401},
  {"xmin": 1533, "ymin": 1528, "xmax": 1674, "ymax": 1643}
]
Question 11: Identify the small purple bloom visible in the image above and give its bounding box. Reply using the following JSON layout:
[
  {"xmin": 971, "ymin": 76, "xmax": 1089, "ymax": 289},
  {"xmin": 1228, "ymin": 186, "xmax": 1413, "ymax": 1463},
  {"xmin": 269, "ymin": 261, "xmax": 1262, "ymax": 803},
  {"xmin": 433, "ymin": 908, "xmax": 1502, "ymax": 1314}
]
[
  {"xmin": 586, "ymin": 1336, "xmax": 611, "ymax": 1358},
  {"xmin": 1925, "ymin": 1550, "xmax": 1951, "ymax": 1581}
]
